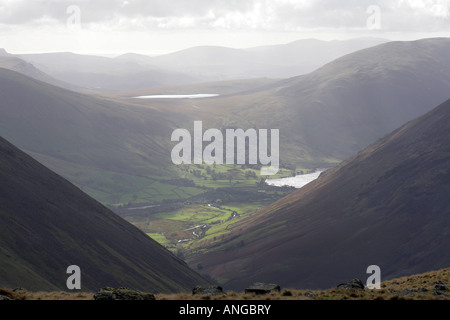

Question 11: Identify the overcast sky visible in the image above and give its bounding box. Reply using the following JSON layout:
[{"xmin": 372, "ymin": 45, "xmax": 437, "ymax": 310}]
[{"xmin": 1, "ymin": 0, "xmax": 449, "ymax": 55}]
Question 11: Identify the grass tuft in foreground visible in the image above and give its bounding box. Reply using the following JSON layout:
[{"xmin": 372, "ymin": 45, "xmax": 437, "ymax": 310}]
[{"xmin": 1, "ymin": 268, "xmax": 448, "ymax": 301}]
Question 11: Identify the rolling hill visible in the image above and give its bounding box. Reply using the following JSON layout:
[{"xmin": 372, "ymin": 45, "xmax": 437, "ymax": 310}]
[
  {"xmin": 18, "ymin": 51, "xmax": 199, "ymax": 91},
  {"xmin": 0, "ymin": 135, "xmax": 209, "ymax": 292},
  {"xmin": 145, "ymin": 38, "xmax": 389, "ymax": 80},
  {"xmin": 0, "ymin": 66, "xmax": 292, "ymax": 224},
  {"xmin": 3, "ymin": 267, "xmax": 450, "ymax": 300},
  {"xmin": 0, "ymin": 66, "xmax": 198, "ymax": 205},
  {"xmin": 187, "ymin": 98, "xmax": 450, "ymax": 290},
  {"xmin": 180, "ymin": 38, "xmax": 450, "ymax": 168},
  {"xmin": 0, "ymin": 52, "xmax": 76, "ymax": 90},
  {"xmin": 1, "ymin": 39, "xmax": 450, "ymax": 209},
  {"xmin": 0, "ymin": 38, "xmax": 449, "ymax": 201},
  {"xmin": 1, "ymin": 38, "xmax": 449, "ymax": 290},
  {"xmin": 12, "ymin": 38, "xmax": 387, "ymax": 91}
]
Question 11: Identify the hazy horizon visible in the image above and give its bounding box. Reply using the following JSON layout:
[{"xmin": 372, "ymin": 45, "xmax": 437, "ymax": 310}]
[
  {"xmin": 1, "ymin": 0, "xmax": 449, "ymax": 56},
  {"xmin": 2, "ymin": 36, "xmax": 395, "ymax": 57}
]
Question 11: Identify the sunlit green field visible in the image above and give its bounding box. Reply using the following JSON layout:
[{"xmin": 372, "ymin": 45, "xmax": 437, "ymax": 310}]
[
  {"xmin": 113, "ymin": 163, "xmax": 310, "ymax": 254},
  {"xmin": 127, "ymin": 201, "xmax": 272, "ymax": 254}
]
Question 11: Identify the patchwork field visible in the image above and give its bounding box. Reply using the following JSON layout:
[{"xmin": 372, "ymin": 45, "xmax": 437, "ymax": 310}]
[{"xmin": 113, "ymin": 163, "xmax": 304, "ymax": 255}]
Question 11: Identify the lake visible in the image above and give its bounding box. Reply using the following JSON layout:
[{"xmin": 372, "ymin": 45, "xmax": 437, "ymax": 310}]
[
  {"xmin": 265, "ymin": 169, "xmax": 325, "ymax": 188},
  {"xmin": 134, "ymin": 94, "xmax": 220, "ymax": 99}
]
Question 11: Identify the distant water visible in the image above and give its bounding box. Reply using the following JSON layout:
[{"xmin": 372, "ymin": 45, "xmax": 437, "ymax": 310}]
[
  {"xmin": 134, "ymin": 94, "xmax": 220, "ymax": 99},
  {"xmin": 265, "ymin": 169, "xmax": 325, "ymax": 188}
]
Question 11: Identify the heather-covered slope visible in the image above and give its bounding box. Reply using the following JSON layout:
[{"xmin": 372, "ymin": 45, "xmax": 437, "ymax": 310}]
[
  {"xmin": 189, "ymin": 98, "xmax": 450, "ymax": 290},
  {"xmin": 0, "ymin": 136, "xmax": 209, "ymax": 292}
]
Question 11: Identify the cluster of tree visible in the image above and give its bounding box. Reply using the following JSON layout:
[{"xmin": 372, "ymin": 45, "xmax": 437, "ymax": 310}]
[
  {"xmin": 191, "ymin": 169, "xmax": 207, "ymax": 179},
  {"xmin": 187, "ymin": 186, "xmax": 295, "ymax": 204},
  {"xmin": 245, "ymin": 170, "xmax": 257, "ymax": 179},
  {"xmin": 185, "ymin": 163, "xmax": 265, "ymax": 181},
  {"xmin": 167, "ymin": 178, "xmax": 196, "ymax": 187},
  {"xmin": 209, "ymin": 170, "xmax": 233, "ymax": 181}
]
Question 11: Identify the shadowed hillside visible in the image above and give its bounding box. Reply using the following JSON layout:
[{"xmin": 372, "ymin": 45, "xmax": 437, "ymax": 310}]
[
  {"xmin": 188, "ymin": 98, "xmax": 450, "ymax": 290},
  {"xmin": 18, "ymin": 51, "xmax": 198, "ymax": 91},
  {"xmin": 144, "ymin": 38, "xmax": 388, "ymax": 80},
  {"xmin": 0, "ymin": 136, "xmax": 209, "ymax": 292},
  {"xmin": 0, "ymin": 54, "xmax": 75, "ymax": 90},
  {"xmin": 182, "ymin": 38, "xmax": 450, "ymax": 168},
  {"xmin": 2, "ymin": 39, "xmax": 450, "ymax": 207},
  {"xmin": 2, "ymin": 267, "xmax": 449, "ymax": 300},
  {"xmin": 0, "ymin": 67, "xmax": 192, "ymax": 204}
]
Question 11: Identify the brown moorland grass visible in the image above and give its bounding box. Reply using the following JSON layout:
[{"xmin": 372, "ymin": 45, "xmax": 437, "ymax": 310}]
[{"xmin": 1, "ymin": 268, "xmax": 449, "ymax": 301}]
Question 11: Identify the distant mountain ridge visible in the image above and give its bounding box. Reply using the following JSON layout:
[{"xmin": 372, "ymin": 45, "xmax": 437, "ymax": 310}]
[
  {"xmin": 0, "ymin": 48, "xmax": 11, "ymax": 56},
  {"xmin": 188, "ymin": 38, "xmax": 450, "ymax": 168},
  {"xmin": 0, "ymin": 65, "xmax": 192, "ymax": 206},
  {"xmin": 1, "ymin": 38, "xmax": 449, "ymax": 293},
  {"xmin": 0, "ymin": 55, "xmax": 77, "ymax": 90},
  {"xmin": 17, "ymin": 51, "xmax": 198, "ymax": 91},
  {"xmin": 11, "ymin": 37, "xmax": 388, "ymax": 90},
  {"xmin": 188, "ymin": 98, "xmax": 450, "ymax": 290},
  {"xmin": 132, "ymin": 37, "xmax": 389, "ymax": 80},
  {"xmin": 0, "ymin": 135, "xmax": 209, "ymax": 292},
  {"xmin": 1, "ymin": 38, "xmax": 450, "ymax": 206}
]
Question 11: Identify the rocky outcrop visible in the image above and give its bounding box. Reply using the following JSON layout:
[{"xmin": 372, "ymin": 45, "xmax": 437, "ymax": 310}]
[
  {"xmin": 192, "ymin": 285, "xmax": 223, "ymax": 296},
  {"xmin": 245, "ymin": 283, "xmax": 281, "ymax": 294},
  {"xmin": 337, "ymin": 279, "xmax": 365, "ymax": 290},
  {"xmin": 94, "ymin": 287, "xmax": 156, "ymax": 300},
  {"xmin": 434, "ymin": 281, "xmax": 448, "ymax": 291}
]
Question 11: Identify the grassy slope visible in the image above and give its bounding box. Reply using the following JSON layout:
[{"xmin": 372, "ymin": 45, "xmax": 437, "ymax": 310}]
[
  {"xmin": 0, "ymin": 135, "xmax": 209, "ymax": 293},
  {"xmin": 0, "ymin": 68, "xmax": 293, "ymax": 208},
  {"xmin": 114, "ymin": 164, "xmax": 297, "ymax": 253},
  {"xmin": 3, "ymin": 39, "xmax": 450, "ymax": 208},
  {"xmin": 171, "ymin": 38, "xmax": 450, "ymax": 168},
  {"xmin": 0, "ymin": 67, "xmax": 196, "ymax": 205},
  {"xmin": 1, "ymin": 39, "xmax": 450, "ymax": 266},
  {"xmin": 0, "ymin": 68, "xmax": 296, "ymax": 254},
  {"xmin": 122, "ymin": 38, "xmax": 450, "ymax": 254},
  {"xmin": 188, "ymin": 98, "xmax": 450, "ymax": 290},
  {"xmin": 18, "ymin": 51, "xmax": 198, "ymax": 91},
  {"xmin": 2, "ymin": 267, "xmax": 449, "ymax": 300},
  {"xmin": 0, "ymin": 39, "xmax": 449, "ymax": 295},
  {"xmin": 0, "ymin": 56, "xmax": 75, "ymax": 90}
]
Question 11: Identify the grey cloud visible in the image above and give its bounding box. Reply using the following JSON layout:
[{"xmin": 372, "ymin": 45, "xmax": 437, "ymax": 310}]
[
  {"xmin": 0, "ymin": 0, "xmax": 448, "ymax": 32},
  {"xmin": 0, "ymin": 0, "xmax": 254, "ymax": 24},
  {"xmin": 266, "ymin": 0, "xmax": 374, "ymax": 29},
  {"xmin": 0, "ymin": 1, "xmax": 67, "ymax": 24},
  {"xmin": 118, "ymin": 0, "xmax": 254, "ymax": 18}
]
